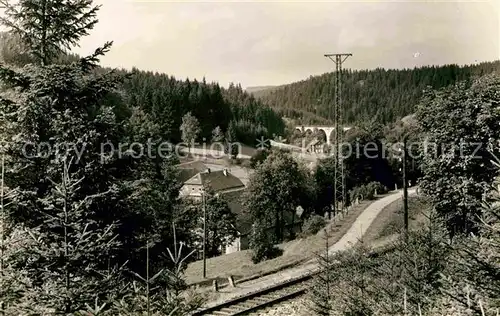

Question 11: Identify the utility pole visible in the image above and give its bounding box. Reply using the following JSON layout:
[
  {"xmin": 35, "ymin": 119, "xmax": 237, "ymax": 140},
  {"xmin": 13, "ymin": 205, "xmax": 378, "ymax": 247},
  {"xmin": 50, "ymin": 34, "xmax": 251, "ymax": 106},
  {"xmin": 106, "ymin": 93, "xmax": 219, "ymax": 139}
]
[
  {"xmin": 324, "ymin": 53, "xmax": 352, "ymax": 219},
  {"xmin": 202, "ymin": 189, "xmax": 207, "ymax": 279},
  {"xmin": 402, "ymin": 136, "xmax": 409, "ymax": 239}
]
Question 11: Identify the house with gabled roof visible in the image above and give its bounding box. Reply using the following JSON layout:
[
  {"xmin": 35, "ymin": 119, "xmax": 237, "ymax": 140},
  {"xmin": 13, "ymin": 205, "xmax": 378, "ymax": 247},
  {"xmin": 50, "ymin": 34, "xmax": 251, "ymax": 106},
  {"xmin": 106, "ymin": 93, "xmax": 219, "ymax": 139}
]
[
  {"xmin": 176, "ymin": 164, "xmax": 304, "ymax": 255},
  {"xmin": 176, "ymin": 161, "xmax": 209, "ymax": 183},
  {"xmin": 179, "ymin": 168, "xmax": 245, "ymax": 201}
]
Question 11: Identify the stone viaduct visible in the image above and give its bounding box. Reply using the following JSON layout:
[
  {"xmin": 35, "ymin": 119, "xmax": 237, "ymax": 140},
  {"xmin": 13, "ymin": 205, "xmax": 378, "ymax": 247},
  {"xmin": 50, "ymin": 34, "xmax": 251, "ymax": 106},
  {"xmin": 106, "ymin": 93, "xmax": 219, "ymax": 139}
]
[{"xmin": 295, "ymin": 125, "xmax": 352, "ymax": 145}]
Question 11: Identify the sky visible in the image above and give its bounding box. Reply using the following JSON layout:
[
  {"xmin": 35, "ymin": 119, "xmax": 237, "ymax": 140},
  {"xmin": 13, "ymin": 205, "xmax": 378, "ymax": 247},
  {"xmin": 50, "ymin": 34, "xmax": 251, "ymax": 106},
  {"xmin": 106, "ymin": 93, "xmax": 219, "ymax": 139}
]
[{"xmin": 71, "ymin": 0, "xmax": 500, "ymax": 88}]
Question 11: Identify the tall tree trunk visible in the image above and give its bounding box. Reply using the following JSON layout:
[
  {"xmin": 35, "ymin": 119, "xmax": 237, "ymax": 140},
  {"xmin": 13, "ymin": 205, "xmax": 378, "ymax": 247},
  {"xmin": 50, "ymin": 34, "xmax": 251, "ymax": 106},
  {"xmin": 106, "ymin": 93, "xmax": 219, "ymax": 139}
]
[
  {"xmin": 289, "ymin": 209, "xmax": 296, "ymax": 240},
  {"xmin": 62, "ymin": 160, "xmax": 71, "ymax": 313},
  {"xmin": 40, "ymin": 0, "xmax": 48, "ymax": 66}
]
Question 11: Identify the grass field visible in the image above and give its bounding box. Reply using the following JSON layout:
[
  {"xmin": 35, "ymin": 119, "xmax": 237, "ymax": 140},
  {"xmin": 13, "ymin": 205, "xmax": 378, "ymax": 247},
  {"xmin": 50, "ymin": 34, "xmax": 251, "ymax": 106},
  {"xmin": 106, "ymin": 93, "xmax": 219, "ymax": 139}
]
[
  {"xmin": 184, "ymin": 197, "xmax": 382, "ymax": 288},
  {"xmin": 363, "ymin": 195, "xmax": 431, "ymax": 247}
]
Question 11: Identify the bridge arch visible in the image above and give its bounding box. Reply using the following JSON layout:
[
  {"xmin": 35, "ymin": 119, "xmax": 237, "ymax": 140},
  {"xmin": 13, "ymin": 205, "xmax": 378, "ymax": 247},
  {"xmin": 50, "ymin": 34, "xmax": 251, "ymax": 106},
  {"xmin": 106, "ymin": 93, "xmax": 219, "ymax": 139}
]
[
  {"xmin": 315, "ymin": 128, "xmax": 327, "ymax": 144},
  {"xmin": 293, "ymin": 125, "xmax": 351, "ymax": 145},
  {"xmin": 328, "ymin": 129, "xmax": 336, "ymax": 145}
]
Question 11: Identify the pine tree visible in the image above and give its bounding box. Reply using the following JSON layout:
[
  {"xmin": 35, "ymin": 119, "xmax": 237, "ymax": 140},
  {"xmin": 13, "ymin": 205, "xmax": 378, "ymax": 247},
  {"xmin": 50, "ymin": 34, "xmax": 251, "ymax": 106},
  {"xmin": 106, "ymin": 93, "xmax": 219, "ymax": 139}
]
[
  {"xmin": 7, "ymin": 157, "xmax": 126, "ymax": 314},
  {"xmin": 439, "ymin": 157, "xmax": 500, "ymax": 314},
  {"xmin": 397, "ymin": 213, "xmax": 450, "ymax": 315},
  {"xmin": 370, "ymin": 249, "xmax": 405, "ymax": 315},
  {"xmin": 334, "ymin": 241, "xmax": 378, "ymax": 316},
  {"xmin": 0, "ymin": 0, "xmax": 100, "ymax": 65},
  {"xmin": 308, "ymin": 229, "xmax": 333, "ymax": 316},
  {"xmin": 112, "ymin": 224, "xmax": 204, "ymax": 316},
  {"xmin": 211, "ymin": 126, "xmax": 224, "ymax": 143},
  {"xmin": 0, "ymin": 0, "xmax": 134, "ymax": 311},
  {"xmin": 225, "ymin": 120, "xmax": 238, "ymax": 159}
]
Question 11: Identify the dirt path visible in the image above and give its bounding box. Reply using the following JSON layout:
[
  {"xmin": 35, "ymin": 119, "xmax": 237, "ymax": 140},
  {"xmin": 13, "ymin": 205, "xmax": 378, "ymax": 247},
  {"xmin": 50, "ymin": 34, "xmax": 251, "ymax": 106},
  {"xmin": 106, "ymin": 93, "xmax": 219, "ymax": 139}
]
[
  {"xmin": 325, "ymin": 187, "xmax": 417, "ymax": 256},
  {"xmin": 200, "ymin": 188, "xmax": 417, "ymax": 308}
]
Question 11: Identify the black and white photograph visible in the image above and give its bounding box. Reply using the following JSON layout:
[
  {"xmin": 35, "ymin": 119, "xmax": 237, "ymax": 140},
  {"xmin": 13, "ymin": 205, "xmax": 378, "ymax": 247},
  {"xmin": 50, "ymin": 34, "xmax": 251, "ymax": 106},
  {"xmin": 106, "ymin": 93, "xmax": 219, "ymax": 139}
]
[{"xmin": 0, "ymin": 0, "xmax": 498, "ymax": 315}]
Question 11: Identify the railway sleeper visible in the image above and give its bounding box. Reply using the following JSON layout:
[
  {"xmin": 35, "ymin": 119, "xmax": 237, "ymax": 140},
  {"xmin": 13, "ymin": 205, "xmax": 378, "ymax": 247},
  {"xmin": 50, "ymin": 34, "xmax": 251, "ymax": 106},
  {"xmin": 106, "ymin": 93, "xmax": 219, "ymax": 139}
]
[
  {"xmin": 220, "ymin": 307, "xmax": 243, "ymax": 313},
  {"xmin": 210, "ymin": 311, "xmax": 233, "ymax": 316},
  {"xmin": 237, "ymin": 302, "xmax": 260, "ymax": 309}
]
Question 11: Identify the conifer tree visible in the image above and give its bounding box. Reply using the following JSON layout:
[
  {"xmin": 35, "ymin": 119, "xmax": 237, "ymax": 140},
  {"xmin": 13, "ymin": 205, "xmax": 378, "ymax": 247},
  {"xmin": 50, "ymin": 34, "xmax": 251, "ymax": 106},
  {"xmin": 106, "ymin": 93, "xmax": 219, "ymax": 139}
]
[
  {"xmin": 371, "ymin": 250, "xmax": 405, "ymax": 315},
  {"xmin": 211, "ymin": 126, "xmax": 224, "ymax": 143},
  {"xmin": 439, "ymin": 157, "xmax": 500, "ymax": 314},
  {"xmin": 308, "ymin": 229, "xmax": 333, "ymax": 316},
  {"xmin": 225, "ymin": 120, "xmax": 239, "ymax": 159},
  {"xmin": 112, "ymin": 224, "xmax": 204, "ymax": 316},
  {"xmin": 0, "ymin": 0, "xmax": 133, "ymax": 312},
  {"xmin": 0, "ymin": 0, "xmax": 100, "ymax": 65},
  {"xmin": 329, "ymin": 241, "xmax": 377, "ymax": 315},
  {"xmin": 8, "ymin": 157, "xmax": 126, "ymax": 314},
  {"xmin": 396, "ymin": 213, "xmax": 450, "ymax": 315}
]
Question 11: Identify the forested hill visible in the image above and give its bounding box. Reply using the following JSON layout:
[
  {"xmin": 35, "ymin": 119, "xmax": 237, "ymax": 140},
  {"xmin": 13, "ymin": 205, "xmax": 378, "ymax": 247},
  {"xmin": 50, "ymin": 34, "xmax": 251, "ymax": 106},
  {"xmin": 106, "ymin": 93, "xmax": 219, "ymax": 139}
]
[
  {"xmin": 257, "ymin": 61, "xmax": 500, "ymax": 124},
  {"xmin": 0, "ymin": 33, "xmax": 286, "ymax": 146},
  {"xmin": 121, "ymin": 72, "xmax": 285, "ymax": 145}
]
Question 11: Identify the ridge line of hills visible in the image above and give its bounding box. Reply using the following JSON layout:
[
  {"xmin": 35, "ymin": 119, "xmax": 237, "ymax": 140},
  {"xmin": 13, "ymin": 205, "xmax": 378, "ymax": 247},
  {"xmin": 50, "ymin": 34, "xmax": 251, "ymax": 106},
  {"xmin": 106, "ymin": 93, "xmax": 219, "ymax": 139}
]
[
  {"xmin": 3, "ymin": 31, "xmax": 500, "ymax": 140},
  {"xmin": 247, "ymin": 60, "xmax": 500, "ymax": 125}
]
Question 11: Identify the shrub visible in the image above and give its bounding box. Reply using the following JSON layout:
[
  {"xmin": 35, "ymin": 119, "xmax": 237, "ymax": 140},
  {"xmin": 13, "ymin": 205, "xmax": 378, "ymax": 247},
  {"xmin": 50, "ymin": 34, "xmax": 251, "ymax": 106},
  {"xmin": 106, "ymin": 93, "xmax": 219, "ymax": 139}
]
[
  {"xmin": 366, "ymin": 181, "xmax": 388, "ymax": 195},
  {"xmin": 301, "ymin": 214, "xmax": 327, "ymax": 237},
  {"xmin": 240, "ymin": 159, "xmax": 252, "ymax": 168},
  {"xmin": 249, "ymin": 224, "xmax": 283, "ymax": 263},
  {"xmin": 350, "ymin": 182, "xmax": 388, "ymax": 202},
  {"xmin": 251, "ymin": 245, "xmax": 283, "ymax": 264},
  {"xmin": 364, "ymin": 186, "xmax": 375, "ymax": 200},
  {"xmin": 349, "ymin": 186, "xmax": 367, "ymax": 202},
  {"xmin": 250, "ymin": 148, "xmax": 270, "ymax": 168}
]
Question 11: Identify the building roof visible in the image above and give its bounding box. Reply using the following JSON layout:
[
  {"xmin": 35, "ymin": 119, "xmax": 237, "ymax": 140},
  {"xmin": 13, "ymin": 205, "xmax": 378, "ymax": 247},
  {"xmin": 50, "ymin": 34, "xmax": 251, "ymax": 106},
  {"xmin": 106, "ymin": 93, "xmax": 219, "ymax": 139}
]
[
  {"xmin": 184, "ymin": 169, "xmax": 245, "ymax": 192},
  {"xmin": 176, "ymin": 161, "xmax": 208, "ymax": 183}
]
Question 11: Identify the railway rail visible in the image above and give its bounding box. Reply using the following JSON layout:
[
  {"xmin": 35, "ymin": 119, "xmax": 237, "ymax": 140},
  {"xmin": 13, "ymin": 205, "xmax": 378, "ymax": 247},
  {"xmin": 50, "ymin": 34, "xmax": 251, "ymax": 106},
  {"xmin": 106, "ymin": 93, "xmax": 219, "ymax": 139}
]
[
  {"xmin": 190, "ymin": 240, "xmax": 398, "ymax": 316},
  {"xmin": 190, "ymin": 270, "xmax": 318, "ymax": 316}
]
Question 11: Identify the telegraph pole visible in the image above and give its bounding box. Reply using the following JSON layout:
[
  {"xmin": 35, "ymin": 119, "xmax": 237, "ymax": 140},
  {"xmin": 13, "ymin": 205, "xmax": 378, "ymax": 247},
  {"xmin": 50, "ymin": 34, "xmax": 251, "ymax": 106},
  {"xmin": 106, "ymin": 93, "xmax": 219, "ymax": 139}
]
[
  {"xmin": 402, "ymin": 136, "xmax": 409, "ymax": 239},
  {"xmin": 324, "ymin": 53, "xmax": 352, "ymax": 219},
  {"xmin": 202, "ymin": 189, "xmax": 207, "ymax": 278}
]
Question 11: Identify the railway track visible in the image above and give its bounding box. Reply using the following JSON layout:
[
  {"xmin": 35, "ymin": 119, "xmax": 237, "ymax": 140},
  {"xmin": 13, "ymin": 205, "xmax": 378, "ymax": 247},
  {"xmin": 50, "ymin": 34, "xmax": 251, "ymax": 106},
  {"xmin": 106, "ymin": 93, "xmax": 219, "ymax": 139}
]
[
  {"xmin": 190, "ymin": 240, "xmax": 398, "ymax": 316},
  {"xmin": 191, "ymin": 271, "xmax": 318, "ymax": 316}
]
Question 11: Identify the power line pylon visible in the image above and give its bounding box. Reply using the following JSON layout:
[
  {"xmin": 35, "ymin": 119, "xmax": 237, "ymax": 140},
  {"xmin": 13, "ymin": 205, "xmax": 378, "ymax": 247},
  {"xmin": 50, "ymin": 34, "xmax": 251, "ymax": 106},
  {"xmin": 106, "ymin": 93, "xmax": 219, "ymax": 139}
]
[{"xmin": 324, "ymin": 53, "xmax": 352, "ymax": 220}]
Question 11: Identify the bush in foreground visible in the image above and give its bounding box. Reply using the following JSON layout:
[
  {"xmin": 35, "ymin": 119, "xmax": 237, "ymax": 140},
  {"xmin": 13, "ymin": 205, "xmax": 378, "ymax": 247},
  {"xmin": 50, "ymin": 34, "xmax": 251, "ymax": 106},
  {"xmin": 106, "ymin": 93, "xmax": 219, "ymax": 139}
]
[
  {"xmin": 301, "ymin": 214, "xmax": 327, "ymax": 237},
  {"xmin": 249, "ymin": 223, "xmax": 283, "ymax": 264}
]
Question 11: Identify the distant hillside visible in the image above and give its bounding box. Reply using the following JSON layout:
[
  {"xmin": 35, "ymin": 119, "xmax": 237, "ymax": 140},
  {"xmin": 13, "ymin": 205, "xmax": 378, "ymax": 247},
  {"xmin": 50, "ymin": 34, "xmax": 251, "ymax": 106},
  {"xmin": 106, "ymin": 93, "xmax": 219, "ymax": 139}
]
[
  {"xmin": 119, "ymin": 72, "xmax": 286, "ymax": 145},
  {"xmin": 0, "ymin": 32, "xmax": 286, "ymax": 145},
  {"xmin": 257, "ymin": 61, "xmax": 500, "ymax": 124},
  {"xmin": 245, "ymin": 85, "xmax": 277, "ymax": 94}
]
